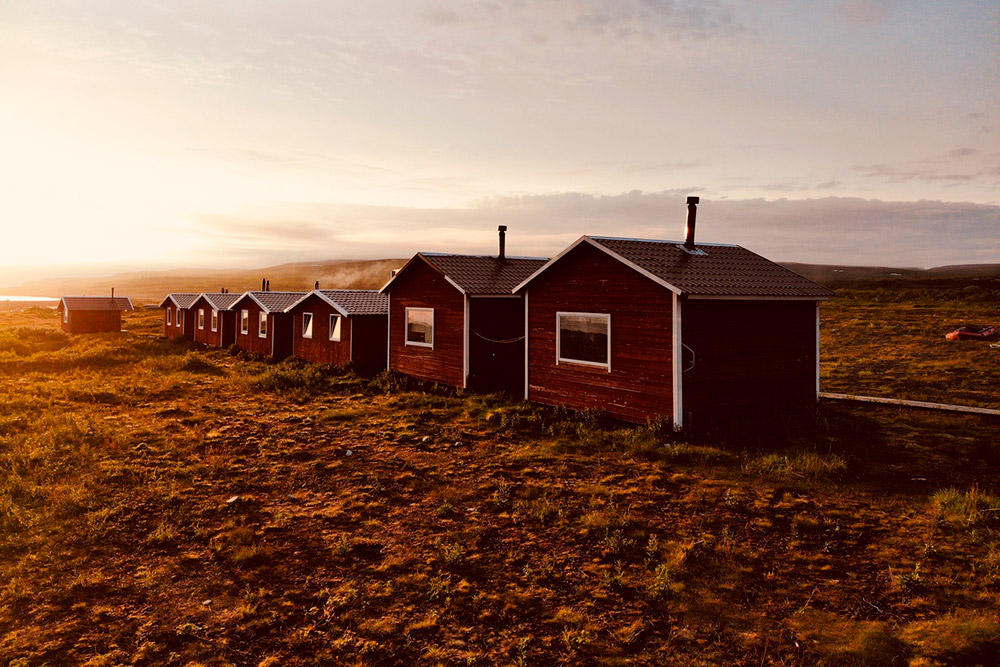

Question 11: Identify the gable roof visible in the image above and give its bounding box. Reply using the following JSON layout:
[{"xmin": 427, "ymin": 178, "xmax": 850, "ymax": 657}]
[
  {"xmin": 230, "ymin": 291, "xmax": 308, "ymax": 313},
  {"xmin": 198, "ymin": 292, "xmax": 243, "ymax": 311},
  {"xmin": 382, "ymin": 253, "xmax": 549, "ymax": 296},
  {"xmin": 59, "ymin": 296, "xmax": 135, "ymax": 312},
  {"xmin": 158, "ymin": 293, "xmax": 201, "ymax": 309},
  {"xmin": 286, "ymin": 290, "xmax": 388, "ymax": 316},
  {"xmin": 515, "ymin": 236, "xmax": 834, "ymax": 299}
]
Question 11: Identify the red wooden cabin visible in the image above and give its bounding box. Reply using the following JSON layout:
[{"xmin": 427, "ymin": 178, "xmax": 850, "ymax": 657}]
[
  {"xmin": 159, "ymin": 293, "xmax": 200, "ymax": 339},
  {"xmin": 57, "ymin": 296, "xmax": 135, "ymax": 334},
  {"xmin": 191, "ymin": 293, "xmax": 241, "ymax": 348},
  {"xmin": 381, "ymin": 231, "xmax": 547, "ymax": 394},
  {"xmin": 230, "ymin": 291, "xmax": 305, "ymax": 360},
  {"xmin": 286, "ymin": 290, "xmax": 389, "ymax": 373},
  {"xmin": 515, "ymin": 201, "xmax": 834, "ymax": 427}
]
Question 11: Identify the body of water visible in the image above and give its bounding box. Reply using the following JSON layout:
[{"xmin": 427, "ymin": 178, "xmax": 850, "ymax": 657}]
[{"xmin": 0, "ymin": 296, "xmax": 58, "ymax": 302}]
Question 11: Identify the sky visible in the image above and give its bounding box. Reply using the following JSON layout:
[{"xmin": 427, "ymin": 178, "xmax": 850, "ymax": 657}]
[{"xmin": 1, "ymin": 0, "xmax": 998, "ymax": 285}]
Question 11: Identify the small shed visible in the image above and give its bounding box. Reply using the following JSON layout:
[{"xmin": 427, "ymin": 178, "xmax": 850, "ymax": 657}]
[
  {"xmin": 285, "ymin": 289, "xmax": 389, "ymax": 373},
  {"xmin": 57, "ymin": 296, "xmax": 135, "ymax": 334},
  {"xmin": 191, "ymin": 293, "xmax": 242, "ymax": 348},
  {"xmin": 515, "ymin": 202, "xmax": 834, "ymax": 427},
  {"xmin": 229, "ymin": 291, "xmax": 306, "ymax": 360},
  {"xmin": 381, "ymin": 230, "xmax": 547, "ymax": 394},
  {"xmin": 158, "ymin": 293, "xmax": 200, "ymax": 339}
]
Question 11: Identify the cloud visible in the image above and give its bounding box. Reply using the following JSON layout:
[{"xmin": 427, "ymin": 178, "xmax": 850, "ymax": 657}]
[
  {"xmin": 190, "ymin": 193, "xmax": 1000, "ymax": 269},
  {"xmin": 836, "ymin": 0, "xmax": 898, "ymax": 27}
]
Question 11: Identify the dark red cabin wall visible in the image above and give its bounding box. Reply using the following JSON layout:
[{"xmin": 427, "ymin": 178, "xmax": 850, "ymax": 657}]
[
  {"xmin": 468, "ymin": 297, "xmax": 526, "ymax": 395},
  {"xmin": 218, "ymin": 311, "xmax": 237, "ymax": 347},
  {"xmin": 64, "ymin": 310, "xmax": 121, "ymax": 334},
  {"xmin": 681, "ymin": 299, "xmax": 817, "ymax": 424},
  {"xmin": 192, "ymin": 302, "xmax": 216, "ymax": 346},
  {"xmin": 388, "ymin": 259, "xmax": 464, "ymax": 387},
  {"xmin": 270, "ymin": 313, "xmax": 294, "ymax": 361},
  {"xmin": 527, "ymin": 242, "xmax": 673, "ymax": 423},
  {"xmin": 163, "ymin": 306, "xmax": 187, "ymax": 338},
  {"xmin": 351, "ymin": 315, "xmax": 388, "ymax": 373},
  {"xmin": 190, "ymin": 302, "xmax": 234, "ymax": 347},
  {"xmin": 234, "ymin": 301, "xmax": 271, "ymax": 357},
  {"xmin": 178, "ymin": 308, "xmax": 196, "ymax": 339},
  {"xmin": 290, "ymin": 297, "xmax": 352, "ymax": 366}
]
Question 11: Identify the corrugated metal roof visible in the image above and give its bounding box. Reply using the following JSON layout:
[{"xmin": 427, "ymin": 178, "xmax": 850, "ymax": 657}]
[
  {"xmin": 158, "ymin": 293, "xmax": 200, "ymax": 309},
  {"xmin": 200, "ymin": 293, "xmax": 242, "ymax": 310},
  {"xmin": 316, "ymin": 290, "xmax": 388, "ymax": 315},
  {"xmin": 418, "ymin": 254, "xmax": 549, "ymax": 295},
  {"xmin": 588, "ymin": 237, "xmax": 834, "ymax": 298},
  {"xmin": 60, "ymin": 296, "xmax": 135, "ymax": 311}
]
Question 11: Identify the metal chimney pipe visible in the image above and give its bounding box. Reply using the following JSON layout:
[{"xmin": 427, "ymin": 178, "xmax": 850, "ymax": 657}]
[
  {"xmin": 498, "ymin": 225, "xmax": 507, "ymax": 259},
  {"xmin": 111, "ymin": 287, "xmax": 115, "ymax": 299},
  {"xmin": 261, "ymin": 278, "xmax": 266, "ymax": 291},
  {"xmin": 314, "ymin": 280, "xmax": 319, "ymax": 290},
  {"xmin": 684, "ymin": 196, "xmax": 700, "ymax": 249}
]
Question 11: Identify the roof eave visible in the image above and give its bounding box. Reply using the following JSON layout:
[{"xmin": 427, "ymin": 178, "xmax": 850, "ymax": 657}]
[
  {"xmin": 513, "ymin": 236, "xmax": 683, "ymax": 295},
  {"xmin": 285, "ymin": 290, "xmax": 349, "ymax": 316},
  {"xmin": 379, "ymin": 253, "xmax": 468, "ymax": 295}
]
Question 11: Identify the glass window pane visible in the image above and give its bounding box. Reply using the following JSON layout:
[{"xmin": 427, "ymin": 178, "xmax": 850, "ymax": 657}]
[
  {"xmin": 302, "ymin": 313, "xmax": 313, "ymax": 338},
  {"xmin": 406, "ymin": 309, "xmax": 433, "ymax": 344},
  {"xmin": 329, "ymin": 315, "xmax": 342, "ymax": 341},
  {"xmin": 559, "ymin": 314, "xmax": 609, "ymax": 365}
]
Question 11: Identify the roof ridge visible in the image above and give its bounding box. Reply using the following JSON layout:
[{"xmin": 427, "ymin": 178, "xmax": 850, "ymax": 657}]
[
  {"xmin": 590, "ymin": 235, "xmax": 740, "ymax": 248},
  {"xmin": 420, "ymin": 252, "xmax": 549, "ymax": 260}
]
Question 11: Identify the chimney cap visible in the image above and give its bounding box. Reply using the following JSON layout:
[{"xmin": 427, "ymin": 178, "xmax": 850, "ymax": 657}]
[{"xmin": 686, "ymin": 196, "xmax": 700, "ymax": 205}]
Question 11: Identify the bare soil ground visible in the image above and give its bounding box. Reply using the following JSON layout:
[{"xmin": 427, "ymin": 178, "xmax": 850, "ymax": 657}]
[{"xmin": 0, "ymin": 299, "xmax": 998, "ymax": 667}]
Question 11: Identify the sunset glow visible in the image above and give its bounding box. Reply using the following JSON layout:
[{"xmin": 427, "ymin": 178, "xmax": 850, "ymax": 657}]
[{"xmin": 1, "ymin": 1, "xmax": 997, "ymax": 284}]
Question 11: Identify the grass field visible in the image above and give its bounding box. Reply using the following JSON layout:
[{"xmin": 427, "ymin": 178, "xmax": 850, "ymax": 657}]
[{"xmin": 0, "ymin": 296, "xmax": 998, "ymax": 666}]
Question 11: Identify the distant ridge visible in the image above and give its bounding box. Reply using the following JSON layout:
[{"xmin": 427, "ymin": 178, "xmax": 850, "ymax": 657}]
[
  {"xmin": 779, "ymin": 262, "xmax": 1000, "ymax": 284},
  {"xmin": 3, "ymin": 259, "xmax": 998, "ymax": 303},
  {"xmin": 0, "ymin": 259, "xmax": 408, "ymax": 303}
]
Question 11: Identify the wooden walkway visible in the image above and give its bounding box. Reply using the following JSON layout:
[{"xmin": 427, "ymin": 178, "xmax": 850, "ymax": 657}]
[{"xmin": 819, "ymin": 392, "xmax": 1000, "ymax": 417}]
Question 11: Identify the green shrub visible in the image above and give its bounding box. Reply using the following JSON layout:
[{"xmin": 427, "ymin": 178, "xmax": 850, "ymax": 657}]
[
  {"xmin": 179, "ymin": 352, "xmax": 224, "ymax": 375},
  {"xmin": 743, "ymin": 450, "xmax": 848, "ymax": 481},
  {"xmin": 932, "ymin": 486, "xmax": 1000, "ymax": 525}
]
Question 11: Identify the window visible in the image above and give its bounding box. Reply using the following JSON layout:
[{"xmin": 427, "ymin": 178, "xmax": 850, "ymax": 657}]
[
  {"xmin": 241, "ymin": 310, "xmax": 249, "ymax": 334},
  {"xmin": 405, "ymin": 308, "xmax": 433, "ymax": 347},
  {"xmin": 166, "ymin": 308, "xmax": 172, "ymax": 326},
  {"xmin": 198, "ymin": 308, "xmax": 205, "ymax": 330},
  {"xmin": 211, "ymin": 310, "xmax": 218, "ymax": 332},
  {"xmin": 302, "ymin": 312, "xmax": 313, "ymax": 339},
  {"xmin": 176, "ymin": 310, "xmax": 183, "ymax": 327},
  {"xmin": 329, "ymin": 314, "xmax": 342, "ymax": 342},
  {"xmin": 258, "ymin": 312, "xmax": 268, "ymax": 338},
  {"xmin": 557, "ymin": 312, "xmax": 610, "ymax": 369},
  {"xmin": 63, "ymin": 308, "xmax": 69, "ymax": 324}
]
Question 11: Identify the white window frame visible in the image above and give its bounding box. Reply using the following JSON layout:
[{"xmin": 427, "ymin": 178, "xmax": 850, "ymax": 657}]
[
  {"xmin": 302, "ymin": 312, "xmax": 313, "ymax": 339},
  {"xmin": 176, "ymin": 310, "xmax": 183, "ymax": 328},
  {"xmin": 329, "ymin": 314, "xmax": 342, "ymax": 342},
  {"xmin": 556, "ymin": 311, "xmax": 611, "ymax": 371},
  {"xmin": 198, "ymin": 308, "xmax": 205, "ymax": 330},
  {"xmin": 240, "ymin": 309, "xmax": 249, "ymax": 335},
  {"xmin": 166, "ymin": 308, "xmax": 172, "ymax": 326},
  {"xmin": 258, "ymin": 312, "xmax": 268, "ymax": 338},
  {"xmin": 211, "ymin": 310, "xmax": 218, "ymax": 332},
  {"xmin": 63, "ymin": 308, "xmax": 69, "ymax": 324},
  {"xmin": 405, "ymin": 307, "xmax": 434, "ymax": 348}
]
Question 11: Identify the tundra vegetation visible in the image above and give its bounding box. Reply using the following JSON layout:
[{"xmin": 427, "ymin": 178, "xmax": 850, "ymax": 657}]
[{"xmin": 0, "ymin": 286, "xmax": 998, "ymax": 666}]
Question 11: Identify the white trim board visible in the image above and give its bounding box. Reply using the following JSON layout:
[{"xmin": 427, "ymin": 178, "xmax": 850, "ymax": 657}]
[{"xmin": 672, "ymin": 292, "xmax": 683, "ymax": 430}]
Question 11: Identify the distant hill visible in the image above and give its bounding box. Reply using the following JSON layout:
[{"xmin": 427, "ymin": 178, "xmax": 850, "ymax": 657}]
[
  {"xmin": 779, "ymin": 262, "xmax": 1000, "ymax": 284},
  {"xmin": 0, "ymin": 259, "xmax": 408, "ymax": 303},
  {"xmin": 4, "ymin": 258, "xmax": 998, "ymax": 304}
]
